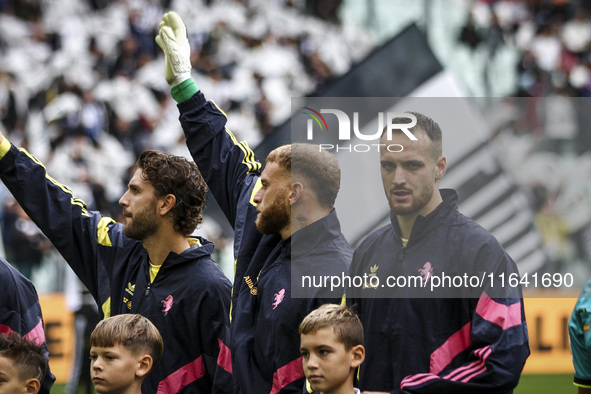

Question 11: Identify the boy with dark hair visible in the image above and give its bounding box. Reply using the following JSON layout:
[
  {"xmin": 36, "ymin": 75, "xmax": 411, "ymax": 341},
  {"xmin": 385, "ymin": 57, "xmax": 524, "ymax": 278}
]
[
  {"xmin": 0, "ymin": 332, "xmax": 47, "ymax": 394},
  {"xmin": 90, "ymin": 314, "xmax": 163, "ymax": 394},
  {"xmin": 299, "ymin": 304, "xmax": 365, "ymax": 394}
]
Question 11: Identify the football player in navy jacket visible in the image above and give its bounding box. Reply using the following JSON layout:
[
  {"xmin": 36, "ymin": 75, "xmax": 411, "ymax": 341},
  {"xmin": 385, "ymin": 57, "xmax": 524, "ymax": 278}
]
[
  {"xmin": 0, "ymin": 135, "xmax": 233, "ymax": 394},
  {"xmin": 348, "ymin": 112, "xmax": 530, "ymax": 393},
  {"xmin": 156, "ymin": 12, "xmax": 352, "ymax": 394}
]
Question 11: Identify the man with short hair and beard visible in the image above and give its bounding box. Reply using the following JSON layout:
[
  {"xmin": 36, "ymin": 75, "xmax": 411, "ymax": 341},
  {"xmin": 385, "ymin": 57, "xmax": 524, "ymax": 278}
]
[
  {"xmin": 156, "ymin": 11, "xmax": 352, "ymax": 393},
  {"xmin": 347, "ymin": 112, "xmax": 530, "ymax": 393},
  {"xmin": 0, "ymin": 132, "xmax": 233, "ymax": 393}
]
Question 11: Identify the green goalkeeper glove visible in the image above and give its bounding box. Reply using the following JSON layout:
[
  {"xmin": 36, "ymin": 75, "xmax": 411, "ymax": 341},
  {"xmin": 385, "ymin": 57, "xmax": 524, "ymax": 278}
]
[{"xmin": 156, "ymin": 11, "xmax": 192, "ymax": 87}]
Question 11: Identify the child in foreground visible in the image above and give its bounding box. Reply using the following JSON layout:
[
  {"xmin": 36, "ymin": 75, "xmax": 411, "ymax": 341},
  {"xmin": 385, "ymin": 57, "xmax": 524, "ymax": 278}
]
[
  {"xmin": 299, "ymin": 304, "xmax": 365, "ymax": 394},
  {"xmin": 90, "ymin": 314, "xmax": 163, "ymax": 394},
  {"xmin": 0, "ymin": 332, "xmax": 47, "ymax": 394}
]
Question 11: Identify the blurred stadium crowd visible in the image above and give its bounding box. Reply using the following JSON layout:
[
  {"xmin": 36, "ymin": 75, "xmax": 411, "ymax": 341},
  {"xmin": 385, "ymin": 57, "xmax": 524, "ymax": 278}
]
[
  {"xmin": 2, "ymin": 0, "xmax": 591, "ymax": 290},
  {"xmin": 0, "ymin": 0, "xmax": 373, "ymax": 288},
  {"xmin": 464, "ymin": 0, "xmax": 591, "ymax": 96},
  {"xmin": 463, "ymin": 0, "xmax": 591, "ymax": 279}
]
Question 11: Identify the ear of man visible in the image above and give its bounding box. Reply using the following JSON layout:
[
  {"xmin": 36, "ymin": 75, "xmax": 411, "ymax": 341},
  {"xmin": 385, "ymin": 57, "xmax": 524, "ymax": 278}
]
[
  {"xmin": 435, "ymin": 156, "xmax": 447, "ymax": 181},
  {"xmin": 290, "ymin": 182, "xmax": 304, "ymax": 205},
  {"xmin": 159, "ymin": 194, "xmax": 177, "ymax": 216}
]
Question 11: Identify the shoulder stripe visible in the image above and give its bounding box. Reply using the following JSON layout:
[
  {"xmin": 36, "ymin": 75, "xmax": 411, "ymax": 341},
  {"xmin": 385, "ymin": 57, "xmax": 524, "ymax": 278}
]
[
  {"xmin": 430, "ymin": 322, "xmax": 472, "ymax": 375},
  {"xmin": 210, "ymin": 99, "xmax": 261, "ymax": 173},
  {"xmin": 475, "ymin": 293, "xmax": 522, "ymax": 330},
  {"xmin": 400, "ymin": 373, "xmax": 439, "ymax": 388},
  {"xmin": 270, "ymin": 357, "xmax": 305, "ymax": 394},
  {"xmin": 97, "ymin": 217, "xmax": 116, "ymax": 247},
  {"xmin": 224, "ymin": 128, "xmax": 261, "ymax": 174},
  {"xmin": 0, "ymin": 325, "xmax": 13, "ymax": 335},
  {"xmin": 217, "ymin": 339, "xmax": 232, "ymax": 374},
  {"xmin": 445, "ymin": 346, "xmax": 492, "ymax": 382},
  {"xmin": 157, "ymin": 355, "xmax": 206, "ymax": 394},
  {"xmin": 101, "ymin": 297, "xmax": 111, "ymax": 319},
  {"xmin": 0, "ymin": 138, "xmax": 11, "ymax": 158},
  {"xmin": 240, "ymin": 140, "xmax": 260, "ymax": 172},
  {"xmin": 19, "ymin": 148, "xmax": 90, "ymax": 217},
  {"xmin": 211, "ymin": 100, "xmax": 229, "ymax": 118},
  {"xmin": 24, "ymin": 319, "xmax": 45, "ymax": 346},
  {"xmin": 403, "ymin": 340, "xmax": 495, "ymax": 389},
  {"xmin": 402, "ymin": 345, "xmax": 494, "ymax": 389}
]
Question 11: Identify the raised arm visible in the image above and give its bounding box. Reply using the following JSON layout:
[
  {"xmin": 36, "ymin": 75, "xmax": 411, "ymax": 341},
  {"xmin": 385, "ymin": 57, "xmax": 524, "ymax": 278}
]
[
  {"xmin": 156, "ymin": 11, "xmax": 262, "ymax": 227},
  {"xmin": 0, "ymin": 132, "xmax": 125, "ymax": 308}
]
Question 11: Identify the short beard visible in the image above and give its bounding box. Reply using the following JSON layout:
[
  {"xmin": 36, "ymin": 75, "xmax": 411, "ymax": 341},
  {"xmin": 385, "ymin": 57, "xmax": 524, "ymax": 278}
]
[
  {"xmin": 389, "ymin": 183, "xmax": 434, "ymax": 217},
  {"xmin": 123, "ymin": 200, "xmax": 159, "ymax": 240},
  {"xmin": 256, "ymin": 194, "xmax": 290, "ymax": 235}
]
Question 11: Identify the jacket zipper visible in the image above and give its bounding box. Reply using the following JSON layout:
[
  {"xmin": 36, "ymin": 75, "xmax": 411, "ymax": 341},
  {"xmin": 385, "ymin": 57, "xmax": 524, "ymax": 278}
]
[
  {"xmin": 398, "ymin": 247, "xmax": 405, "ymax": 262},
  {"xmin": 145, "ymin": 256, "xmax": 153, "ymax": 297}
]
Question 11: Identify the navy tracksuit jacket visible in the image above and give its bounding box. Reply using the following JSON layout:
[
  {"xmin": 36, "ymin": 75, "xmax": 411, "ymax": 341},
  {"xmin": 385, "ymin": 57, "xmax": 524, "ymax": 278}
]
[
  {"xmin": 348, "ymin": 189, "xmax": 530, "ymax": 393},
  {"xmin": 0, "ymin": 140, "xmax": 233, "ymax": 393},
  {"xmin": 0, "ymin": 257, "xmax": 55, "ymax": 393},
  {"xmin": 177, "ymin": 91, "xmax": 352, "ymax": 393}
]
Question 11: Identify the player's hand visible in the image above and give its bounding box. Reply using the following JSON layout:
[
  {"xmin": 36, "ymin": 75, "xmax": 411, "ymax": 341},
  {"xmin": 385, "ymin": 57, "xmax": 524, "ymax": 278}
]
[{"xmin": 155, "ymin": 11, "xmax": 192, "ymax": 86}]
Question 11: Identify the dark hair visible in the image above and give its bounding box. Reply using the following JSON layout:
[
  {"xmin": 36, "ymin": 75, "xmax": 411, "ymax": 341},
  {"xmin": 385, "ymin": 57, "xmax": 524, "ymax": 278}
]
[
  {"xmin": 137, "ymin": 150, "xmax": 207, "ymax": 236},
  {"xmin": 383, "ymin": 111, "xmax": 443, "ymax": 159},
  {"xmin": 299, "ymin": 304, "xmax": 363, "ymax": 350},
  {"xmin": 266, "ymin": 143, "xmax": 341, "ymax": 208},
  {"xmin": 90, "ymin": 314, "xmax": 163, "ymax": 367},
  {"xmin": 0, "ymin": 332, "xmax": 47, "ymax": 382}
]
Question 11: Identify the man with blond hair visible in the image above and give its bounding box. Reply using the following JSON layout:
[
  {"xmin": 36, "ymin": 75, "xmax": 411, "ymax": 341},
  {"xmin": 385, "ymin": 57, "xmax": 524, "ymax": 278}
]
[{"xmin": 156, "ymin": 11, "xmax": 352, "ymax": 393}]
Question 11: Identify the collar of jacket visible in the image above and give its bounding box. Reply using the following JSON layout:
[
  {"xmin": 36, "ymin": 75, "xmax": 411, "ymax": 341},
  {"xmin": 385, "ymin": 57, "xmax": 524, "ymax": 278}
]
[
  {"xmin": 389, "ymin": 189, "xmax": 458, "ymax": 243},
  {"xmin": 285, "ymin": 209, "xmax": 343, "ymax": 259},
  {"xmin": 143, "ymin": 235, "xmax": 215, "ymax": 270}
]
